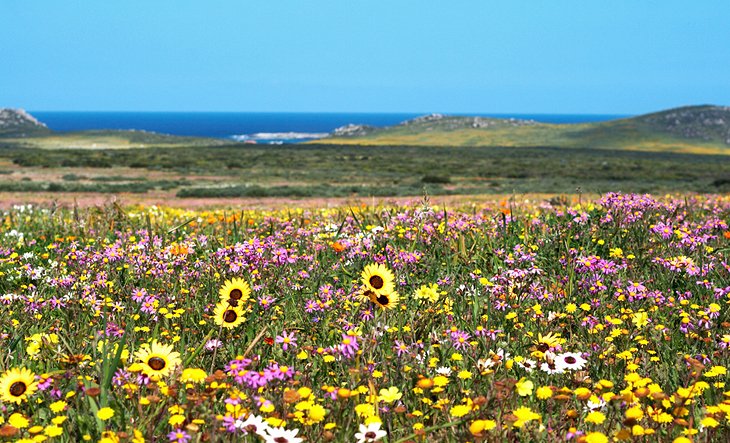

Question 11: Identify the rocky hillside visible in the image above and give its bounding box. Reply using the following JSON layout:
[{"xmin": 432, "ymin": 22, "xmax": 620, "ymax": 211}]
[
  {"xmin": 318, "ymin": 105, "xmax": 730, "ymax": 154},
  {"xmin": 0, "ymin": 108, "xmax": 50, "ymax": 136},
  {"xmin": 632, "ymin": 105, "xmax": 730, "ymax": 145},
  {"xmin": 331, "ymin": 113, "xmax": 539, "ymax": 138}
]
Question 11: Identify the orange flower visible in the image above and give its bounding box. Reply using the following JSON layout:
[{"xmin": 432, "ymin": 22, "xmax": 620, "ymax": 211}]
[{"xmin": 499, "ymin": 199, "xmax": 511, "ymax": 216}]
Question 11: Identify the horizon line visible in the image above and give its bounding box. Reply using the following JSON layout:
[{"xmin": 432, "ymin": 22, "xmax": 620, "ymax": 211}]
[{"xmin": 26, "ymin": 109, "xmax": 634, "ymax": 116}]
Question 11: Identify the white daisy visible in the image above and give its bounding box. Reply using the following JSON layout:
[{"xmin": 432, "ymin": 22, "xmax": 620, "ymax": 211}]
[
  {"xmin": 554, "ymin": 352, "xmax": 587, "ymax": 371},
  {"xmin": 477, "ymin": 348, "xmax": 511, "ymax": 372},
  {"xmin": 262, "ymin": 426, "xmax": 302, "ymax": 443},
  {"xmin": 238, "ymin": 414, "xmax": 270, "ymax": 438},
  {"xmin": 539, "ymin": 360, "xmax": 565, "ymax": 375},
  {"xmin": 517, "ymin": 358, "xmax": 538, "ymax": 373},
  {"xmin": 585, "ymin": 397, "xmax": 606, "ymax": 412},
  {"xmin": 355, "ymin": 422, "xmax": 388, "ymax": 443}
]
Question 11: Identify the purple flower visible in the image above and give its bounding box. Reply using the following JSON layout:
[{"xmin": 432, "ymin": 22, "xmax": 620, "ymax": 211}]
[
  {"xmin": 450, "ymin": 330, "xmax": 471, "ymax": 350},
  {"xmin": 167, "ymin": 429, "xmax": 191, "ymax": 443},
  {"xmin": 258, "ymin": 295, "xmax": 275, "ymax": 310},
  {"xmin": 266, "ymin": 363, "xmax": 294, "ymax": 380},
  {"xmin": 393, "ymin": 340, "xmax": 408, "ymax": 357},
  {"xmin": 205, "ymin": 339, "xmax": 223, "ymax": 351},
  {"xmin": 360, "ymin": 309, "xmax": 374, "ymax": 321},
  {"xmin": 339, "ymin": 332, "xmax": 359, "ymax": 358},
  {"xmin": 275, "ymin": 330, "xmax": 298, "ymax": 351},
  {"xmin": 131, "ymin": 288, "xmax": 147, "ymax": 303}
]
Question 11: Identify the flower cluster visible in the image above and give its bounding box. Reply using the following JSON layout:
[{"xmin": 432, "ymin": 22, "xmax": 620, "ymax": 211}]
[{"xmin": 0, "ymin": 193, "xmax": 729, "ymax": 441}]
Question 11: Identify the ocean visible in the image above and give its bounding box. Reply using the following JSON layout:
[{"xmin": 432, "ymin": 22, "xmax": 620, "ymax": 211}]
[{"xmin": 31, "ymin": 112, "xmax": 628, "ymax": 144}]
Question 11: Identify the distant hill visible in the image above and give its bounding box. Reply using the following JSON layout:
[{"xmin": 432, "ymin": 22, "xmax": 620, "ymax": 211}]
[
  {"xmin": 0, "ymin": 109, "xmax": 226, "ymax": 149},
  {"xmin": 0, "ymin": 108, "xmax": 51, "ymax": 136},
  {"xmin": 316, "ymin": 105, "xmax": 730, "ymax": 154}
]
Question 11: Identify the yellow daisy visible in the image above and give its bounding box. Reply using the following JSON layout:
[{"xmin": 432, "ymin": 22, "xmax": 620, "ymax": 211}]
[
  {"xmin": 356, "ymin": 285, "xmax": 377, "ymax": 303},
  {"xmin": 535, "ymin": 332, "xmax": 564, "ymax": 352},
  {"xmin": 213, "ymin": 301, "xmax": 246, "ymax": 329},
  {"xmin": 0, "ymin": 367, "xmax": 38, "ymax": 404},
  {"xmin": 361, "ymin": 263, "xmax": 395, "ymax": 294},
  {"xmin": 180, "ymin": 368, "xmax": 208, "ymax": 383},
  {"xmin": 414, "ymin": 283, "xmax": 440, "ymax": 303},
  {"xmin": 372, "ymin": 290, "xmax": 400, "ymax": 310},
  {"xmin": 134, "ymin": 341, "xmax": 181, "ymax": 378},
  {"xmin": 219, "ymin": 277, "xmax": 251, "ymax": 306}
]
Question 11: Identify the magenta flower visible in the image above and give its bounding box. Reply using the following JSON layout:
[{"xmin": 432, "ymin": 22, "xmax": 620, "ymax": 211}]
[
  {"xmin": 393, "ymin": 340, "xmax": 408, "ymax": 357},
  {"xmin": 450, "ymin": 330, "xmax": 471, "ymax": 350},
  {"xmin": 339, "ymin": 332, "xmax": 359, "ymax": 358},
  {"xmin": 168, "ymin": 429, "xmax": 191, "ymax": 443},
  {"xmin": 275, "ymin": 330, "xmax": 298, "ymax": 351}
]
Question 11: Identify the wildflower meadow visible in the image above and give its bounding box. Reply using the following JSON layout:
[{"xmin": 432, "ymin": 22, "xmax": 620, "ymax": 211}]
[{"xmin": 1, "ymin": 192, "xmax": 730, "ymax": 443}]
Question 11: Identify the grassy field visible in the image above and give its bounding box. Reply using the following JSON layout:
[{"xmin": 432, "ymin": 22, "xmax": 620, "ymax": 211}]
[
  {"xmin": 1, "ymin": 130, "xmax": 227, "ymax": 150},
  {"xmin": 319, "ymin": 123, "xmax": 730, "ymax": 155},
  {"xmin": 0, "ymin": 143, "xmax": 728, "ymax": 203},
  {"xmin": 316, "ymin": 106, "xmax": 730, "ymax": 155},
  {"xmin": 1, "ymin": 193, "xmax": 730, "ymax": 442}
]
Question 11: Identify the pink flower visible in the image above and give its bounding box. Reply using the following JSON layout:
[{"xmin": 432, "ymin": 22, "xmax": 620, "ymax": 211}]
[{"xmin": 275, "ymin": 330, "xmax": 297, "ymax": 351}]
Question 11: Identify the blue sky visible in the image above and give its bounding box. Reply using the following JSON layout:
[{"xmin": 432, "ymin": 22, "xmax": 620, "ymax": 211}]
[{"xmin": 2, "ymin": 0, "xmax": 729, "ymax": 113}]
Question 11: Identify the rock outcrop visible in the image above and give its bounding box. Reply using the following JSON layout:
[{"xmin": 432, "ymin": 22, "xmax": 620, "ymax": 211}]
[
  {"xmin": 331, "ymin": 124, "xmax": 376, "ymax": 137},
  {"xmin": 638, "ymin": 105, "xmax": 730, "ymax": 145},
  {"xmin": 0, "ymin": 108, "xmax": 50, "ymax": 136}
]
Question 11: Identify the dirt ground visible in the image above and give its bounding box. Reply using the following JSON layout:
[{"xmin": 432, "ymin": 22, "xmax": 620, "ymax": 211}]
[{"xmin": 0, "ymin": 191, "xmax": 582, "ymax": 210}]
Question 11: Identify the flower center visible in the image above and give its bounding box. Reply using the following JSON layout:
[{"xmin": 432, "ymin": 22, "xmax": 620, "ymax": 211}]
[
  {"xmin": 148, "ymin": 357, "xmax": 166, "ymax": 371},
  {"xmin": 9, "ymin": 381, "xmax": 27, "ymax": 396},
  {"xmin": 369, "ymin": 275, "xmax": 384, "ymax": 289},
  {"xmin": 223, "ymin": 310, "xmax": 238, "ymax": 323},
  {"xmin": 564, "ymin": 356, "xmax": 577, "ymax": 364},
  {"xmin": 274, "ymin": 438, "xmax": 289, "ymax": 443},
  {"xmin": 365, "ymin": 431, "xmax": 377, "ymax": 439},
  {"xmin": 230, "ymin": 288, "xmax": 243, "ymax": 300},
  {"xmin": 376, "ymin": 294, "xmax": 390, "ymax": 305}
]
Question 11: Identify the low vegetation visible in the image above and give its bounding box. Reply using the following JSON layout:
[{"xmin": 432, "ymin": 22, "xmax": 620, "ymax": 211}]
[{"xmin": 0, "ymin": 143, "xmax": 729, "ymax": 198}]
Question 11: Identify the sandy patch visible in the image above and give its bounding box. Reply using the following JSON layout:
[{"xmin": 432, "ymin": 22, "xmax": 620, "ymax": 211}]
[{"xmin": 0, "ymin": 191, "xmax": 587, "ymax": 210}]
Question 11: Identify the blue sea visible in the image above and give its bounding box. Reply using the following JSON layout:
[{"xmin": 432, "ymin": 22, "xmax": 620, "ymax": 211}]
[{"xmin": 31, "ymin": 112, "xmax": 628, "ymax": 144}]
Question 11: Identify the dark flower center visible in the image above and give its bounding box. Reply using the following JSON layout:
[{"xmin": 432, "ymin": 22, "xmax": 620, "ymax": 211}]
[
  {"xmin": 564, "ymin": 356, "xmax": 577, "ymax": 364},
  {"xmin": 230, "ymin": 288, "xmax": 243, "ymax": 300},
  {"xmin": 274, "ymin": 438, "xmax": 289, "ymax": 443},
  {"xmin": 536, "ymin": 343, "xmax": 550, "ymax": 352},
  {"xmin": 148, "ymin": 357, "xmax": 166, "ymax": 371},
  {"xmin": 369, "ymin": 275, "xmax": 384, "ymax": 289},
  {"xmin": 9, "ymin": 381, "xmax": 26, "ymax": 396},
  {"xmin": 365, "ymin": 431, "xmax": 377, "ymax": 439},
  {"xmin": 223, "ymin": 310, "xmax": 238, "ymax": 323},
  {"xmin": 376, "ymin": 294, "xmax": 390, "ymax": 305}
]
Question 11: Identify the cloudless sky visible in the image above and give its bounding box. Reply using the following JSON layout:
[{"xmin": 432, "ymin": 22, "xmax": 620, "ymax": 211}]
[{"xmin": 2, "ymin": 0, "xmax": 729, "ymax": 114}]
